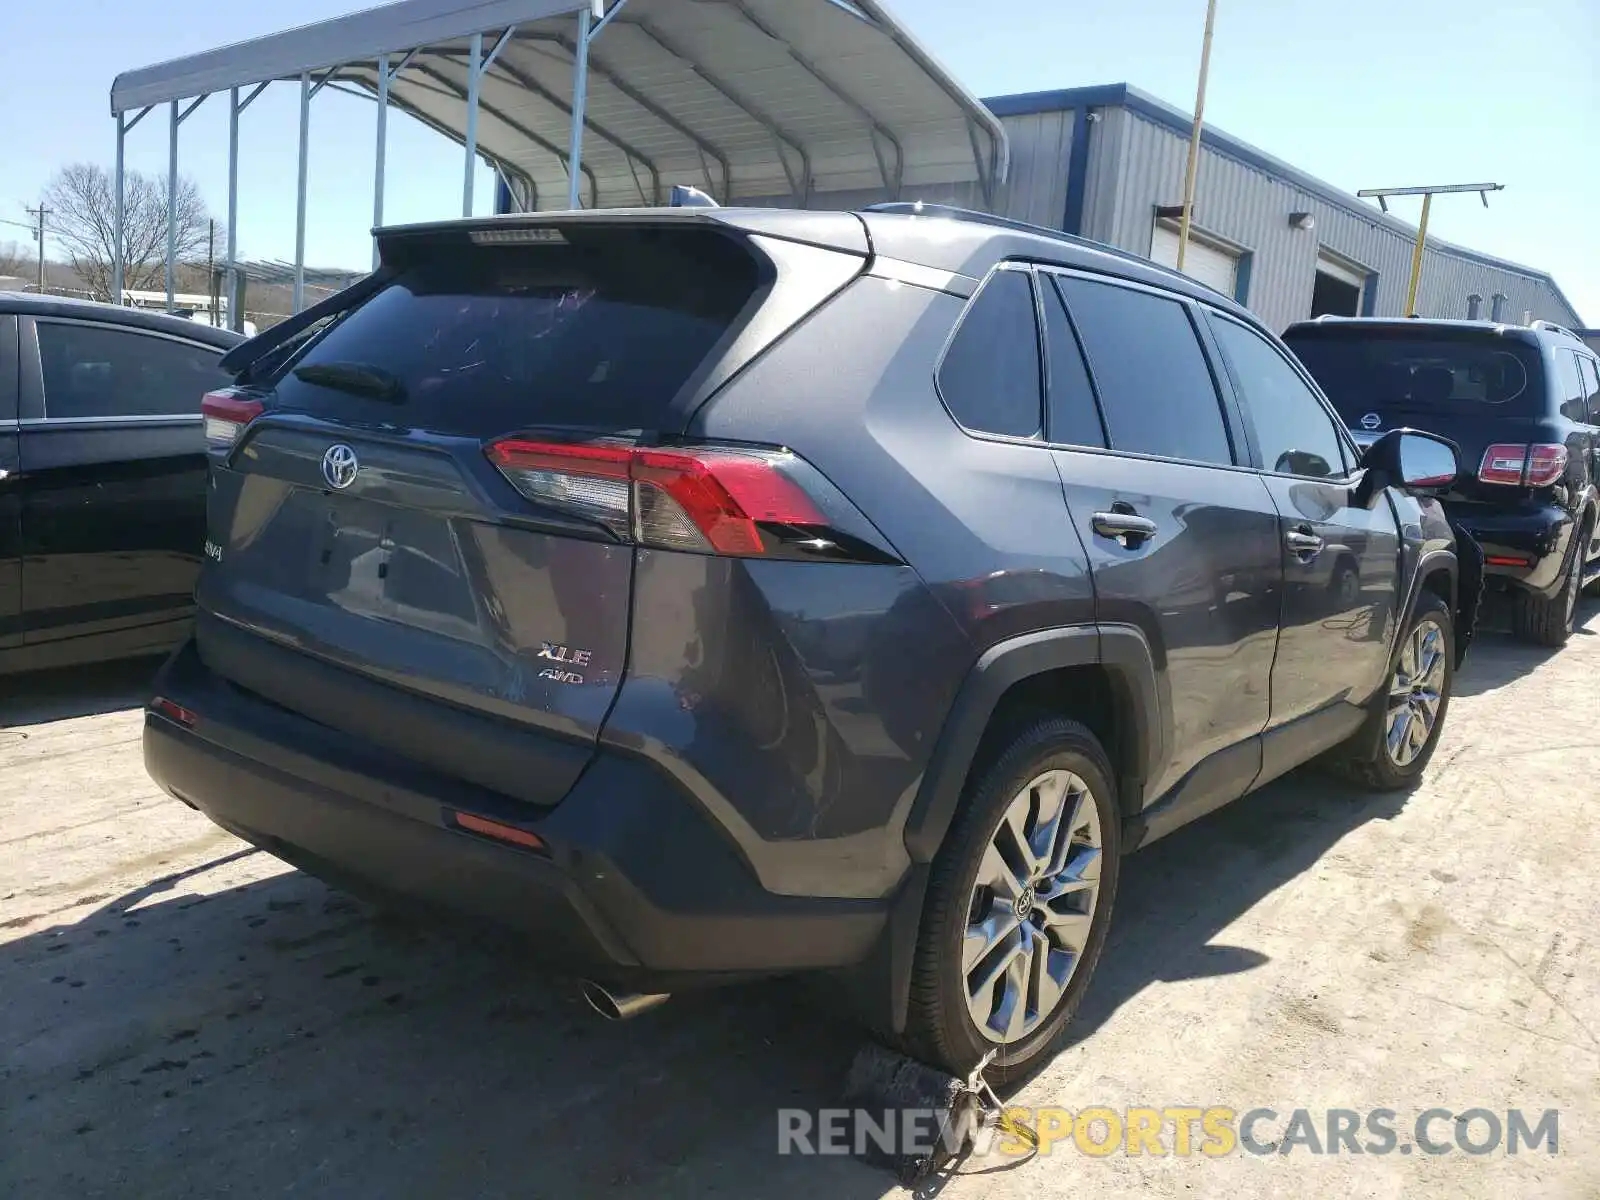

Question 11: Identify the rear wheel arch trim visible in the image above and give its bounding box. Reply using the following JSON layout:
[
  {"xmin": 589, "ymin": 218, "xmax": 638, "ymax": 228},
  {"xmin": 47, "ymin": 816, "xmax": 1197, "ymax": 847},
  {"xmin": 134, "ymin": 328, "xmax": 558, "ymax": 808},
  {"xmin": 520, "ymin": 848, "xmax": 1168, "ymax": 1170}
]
[{"xmin": 902, "ymin": 623, "xmax": 1164, "ymax": 866}]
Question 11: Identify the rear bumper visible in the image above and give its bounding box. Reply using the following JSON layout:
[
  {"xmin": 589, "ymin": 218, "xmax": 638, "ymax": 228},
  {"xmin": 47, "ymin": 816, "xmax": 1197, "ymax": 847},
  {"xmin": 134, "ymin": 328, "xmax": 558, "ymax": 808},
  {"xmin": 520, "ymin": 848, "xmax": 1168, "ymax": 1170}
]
[
  {"xmin": 1450, "ymin": 504, "xmax": 1575, "ymax": 597},
  {"xmin": 143, "ymin": 641, "xmax": 887, "ymax": 988}
]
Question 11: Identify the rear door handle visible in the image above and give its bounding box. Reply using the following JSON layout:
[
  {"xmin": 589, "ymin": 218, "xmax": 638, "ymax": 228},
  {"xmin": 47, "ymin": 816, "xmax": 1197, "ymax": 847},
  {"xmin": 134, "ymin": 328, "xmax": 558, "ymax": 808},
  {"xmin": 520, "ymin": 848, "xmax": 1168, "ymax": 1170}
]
[
  {"xmin": 1285, "ymin": 527, "xmax": 1324, "ymax": 558},
  {"xmin": 1092, "ymin": 511, "xmax": 1158, "ymax": 546}
]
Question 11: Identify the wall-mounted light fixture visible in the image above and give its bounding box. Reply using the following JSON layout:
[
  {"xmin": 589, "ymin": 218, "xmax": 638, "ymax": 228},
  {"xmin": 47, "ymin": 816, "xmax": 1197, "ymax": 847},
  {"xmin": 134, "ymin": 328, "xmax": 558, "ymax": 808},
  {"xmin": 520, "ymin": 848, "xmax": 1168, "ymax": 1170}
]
[{"xmin": 1289, "ymin": 211, "xmax": 1315, "ymax": 231}]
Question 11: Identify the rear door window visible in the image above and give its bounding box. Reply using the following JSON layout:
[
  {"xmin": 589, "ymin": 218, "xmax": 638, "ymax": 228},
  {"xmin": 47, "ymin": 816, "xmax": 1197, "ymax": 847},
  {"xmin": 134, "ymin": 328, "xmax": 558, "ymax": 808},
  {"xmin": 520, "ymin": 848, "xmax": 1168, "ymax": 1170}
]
[
  {"xmin": 936, "ymin": 268, "xmax": 1043, "ymax": 439},
  {"xmin": 1578, "ymin": 356, "xmax": 1600, "ymax": 425},
  {"xmin": 1055, "ymin": 275, "xmax": 1235, "ymax": 466},
  {"xmin": 1555, "ymin": 351, "xmax": 1588, "ymax": 422},
  {"xmin": 37, "ymin": 321, "xmax": 229, "ymax": 419},
  {"xmin": 1039, "ymin": 276, "xmax": 1108, "ymax": 448},
  {"xmin": 1209, "ymin": 314, "xmax": 1349, "ymax": 478},
  {"xmin": 272, "ymin": 228, "xmax": 760, "ymax": 437}
]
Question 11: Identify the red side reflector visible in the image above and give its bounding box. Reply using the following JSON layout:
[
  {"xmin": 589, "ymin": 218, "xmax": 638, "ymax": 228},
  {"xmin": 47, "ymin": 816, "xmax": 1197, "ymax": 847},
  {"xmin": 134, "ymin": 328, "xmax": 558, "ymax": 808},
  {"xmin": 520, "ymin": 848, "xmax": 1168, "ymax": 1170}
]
[
  {"xmin": 150, "ymin": 696, "xmax": 198, "ymax": 727},
  {"xmin": 1484, "ymin": 554, "xmax": 1533, "ymax": 568},
  {"xmin": 451, "ymin": 811, "xmax": 547, "ymax": 852}
]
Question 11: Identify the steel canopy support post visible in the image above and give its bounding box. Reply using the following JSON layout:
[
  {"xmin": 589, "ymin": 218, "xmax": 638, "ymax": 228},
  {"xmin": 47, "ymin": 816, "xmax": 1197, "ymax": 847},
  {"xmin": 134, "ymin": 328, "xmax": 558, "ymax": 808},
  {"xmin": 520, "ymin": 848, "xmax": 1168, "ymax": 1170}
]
[
  {"xmin": 113, "ymin": 112, "xmax": 126, "ymax": 304},
  {"xmin": 167, "ymin": 100, "xmax": 179, "ymax": 312},
  {"xmin": 375, "ymin": 54, "xmax": 389, "ymax": 268},
  {"xmin": 463, "ymin": 33, "xmax": 483, "ymax": 216},
  {"xmin": 567, "ymin": 6, "xmax": 593, "ymax": 210},
  {"xmin": 294, "ymin": 71, "xmax": 310, "ymax": 314},
  {"xmin": 227, "ymin": 87, "xmax": 239, "ymax": 331}
]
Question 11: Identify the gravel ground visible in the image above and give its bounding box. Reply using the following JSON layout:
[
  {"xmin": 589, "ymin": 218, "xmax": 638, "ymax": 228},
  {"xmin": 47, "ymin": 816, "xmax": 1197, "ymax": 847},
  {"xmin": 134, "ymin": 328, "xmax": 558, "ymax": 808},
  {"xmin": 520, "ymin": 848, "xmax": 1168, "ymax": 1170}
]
[{"xmin": 3, "ymin": 603, "xmax": 1597, "ymax": 1198}]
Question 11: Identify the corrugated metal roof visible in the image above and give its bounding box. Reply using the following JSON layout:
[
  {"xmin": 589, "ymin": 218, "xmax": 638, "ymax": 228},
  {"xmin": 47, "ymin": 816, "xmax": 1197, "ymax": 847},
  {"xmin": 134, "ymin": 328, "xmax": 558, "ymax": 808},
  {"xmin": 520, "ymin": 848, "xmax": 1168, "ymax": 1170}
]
[{"xmin": 109, "ymin": 0, "xmax": 1006, "ymax": 212}]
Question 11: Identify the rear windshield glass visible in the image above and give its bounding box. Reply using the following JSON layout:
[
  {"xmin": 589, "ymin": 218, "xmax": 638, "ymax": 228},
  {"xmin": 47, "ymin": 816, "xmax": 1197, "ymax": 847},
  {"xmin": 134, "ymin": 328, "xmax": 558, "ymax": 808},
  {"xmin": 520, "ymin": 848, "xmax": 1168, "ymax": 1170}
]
[
  {"xmin": 270, "ymin": 228, "xmax": 759, "ymax": 437},
  {"xmin": 1284, "ymin": 333, "xmax": 1545, "ymax": 421}
]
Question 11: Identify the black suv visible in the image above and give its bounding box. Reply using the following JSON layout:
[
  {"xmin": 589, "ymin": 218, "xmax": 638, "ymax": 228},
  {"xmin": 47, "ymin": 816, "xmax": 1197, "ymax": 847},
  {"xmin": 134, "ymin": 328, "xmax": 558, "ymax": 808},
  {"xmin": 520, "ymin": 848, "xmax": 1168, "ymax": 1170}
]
[
  {"xmin": 1, "ymin": 294, "xmax": 239, "ymax": 674},
  {"xmin": 1285, "ymin": 317, "xmax": 1600, "ymax": 646},
  {"xmin": 143, "ymin": 206, "xmax": 1474, "ymax": 1080}
]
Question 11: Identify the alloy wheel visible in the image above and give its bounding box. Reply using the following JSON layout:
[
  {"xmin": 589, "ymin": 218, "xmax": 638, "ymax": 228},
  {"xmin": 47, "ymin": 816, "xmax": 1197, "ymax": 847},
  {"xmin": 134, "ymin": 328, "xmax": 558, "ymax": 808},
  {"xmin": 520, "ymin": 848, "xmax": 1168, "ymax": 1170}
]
[
  {"xmin": 1384, "ymin": 618, "xmax": 1447, "ymax": 768},
  {"xmin": 962, "ymin": 770, "xmax": 1102, "ymax": 1043}
]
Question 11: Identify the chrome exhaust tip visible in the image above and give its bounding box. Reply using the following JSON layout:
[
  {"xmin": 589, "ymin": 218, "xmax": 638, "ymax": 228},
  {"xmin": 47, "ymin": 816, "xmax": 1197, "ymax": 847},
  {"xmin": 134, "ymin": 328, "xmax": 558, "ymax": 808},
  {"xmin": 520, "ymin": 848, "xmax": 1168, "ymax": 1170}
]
[{"xmin": 581, "ymin": 981, "xmax": 671, "ymax": 1021}]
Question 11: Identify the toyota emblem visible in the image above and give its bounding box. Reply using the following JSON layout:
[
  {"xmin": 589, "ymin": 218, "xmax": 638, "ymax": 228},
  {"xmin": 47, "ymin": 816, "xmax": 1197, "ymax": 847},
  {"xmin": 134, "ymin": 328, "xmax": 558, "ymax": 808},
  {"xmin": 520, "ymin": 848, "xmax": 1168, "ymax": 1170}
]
[
  {"xmin": 1360, "ymin": 412, "xmax": 1382, "ymax": 431},
  {"xmin": 322, "ymin": 443, "xmax": 359, "ymax": 489}
]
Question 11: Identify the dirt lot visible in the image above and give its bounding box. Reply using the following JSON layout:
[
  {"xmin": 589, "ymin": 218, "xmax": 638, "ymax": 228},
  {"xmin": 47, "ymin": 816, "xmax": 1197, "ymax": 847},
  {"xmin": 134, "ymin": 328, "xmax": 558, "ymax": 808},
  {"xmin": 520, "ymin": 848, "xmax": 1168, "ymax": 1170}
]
[{"xmin": 4, "ymin": 604, "xmax": 1598, "ymax": 1199}]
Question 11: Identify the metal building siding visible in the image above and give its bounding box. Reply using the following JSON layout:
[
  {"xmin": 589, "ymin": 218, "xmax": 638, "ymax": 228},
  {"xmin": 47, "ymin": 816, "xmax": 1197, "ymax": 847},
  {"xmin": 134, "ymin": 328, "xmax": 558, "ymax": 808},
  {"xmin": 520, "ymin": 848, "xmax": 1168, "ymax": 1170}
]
[
  {"xmin": 1080, "ymin": 105, "xmax": 1130, "ymax": 243},
  {"xmin": 1104, "ymin": 110, "xmax": 1578, "ymax": 330},
  {"xmin": 994, "ymin": 109, "xmax": 1075, "ymax": 226}
]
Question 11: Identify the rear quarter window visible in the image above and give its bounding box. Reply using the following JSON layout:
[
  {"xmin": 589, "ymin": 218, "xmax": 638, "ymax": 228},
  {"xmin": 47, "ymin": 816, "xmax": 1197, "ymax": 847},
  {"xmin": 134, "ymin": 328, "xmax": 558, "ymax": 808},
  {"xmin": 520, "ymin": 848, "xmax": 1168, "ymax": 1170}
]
[{"xmin": 935, "ymin": 268, "xmax": 1044, "ymax": 440}]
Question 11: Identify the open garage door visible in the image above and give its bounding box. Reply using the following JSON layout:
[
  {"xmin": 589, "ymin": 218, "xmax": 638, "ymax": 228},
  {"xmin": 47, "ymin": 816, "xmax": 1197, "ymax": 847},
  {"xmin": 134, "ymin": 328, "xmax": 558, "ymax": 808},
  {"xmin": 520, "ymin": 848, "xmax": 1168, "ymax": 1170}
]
[
  {"xmin": 1312, "ymin": 250, "xmax": 1368, "ymax": 317},
  {"xmin": 1150, "ymin": 220, "xmax": 1239, "ymax": 299}
]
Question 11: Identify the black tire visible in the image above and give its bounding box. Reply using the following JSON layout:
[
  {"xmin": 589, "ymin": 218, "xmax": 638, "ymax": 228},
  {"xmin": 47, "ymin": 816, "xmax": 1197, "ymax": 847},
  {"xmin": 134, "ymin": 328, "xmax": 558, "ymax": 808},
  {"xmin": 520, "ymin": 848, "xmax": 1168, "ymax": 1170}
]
[
  {"xmin": 1512, "ymin": 525, "xmax": 1585, "ymax": 647},
  {"xmin": 904, "ymin": 717, "xmax": 1121, "ymax": 1083},
  {"xmin": 1325, "ymin": 591, "xmax": 1454, "ymax": 791}
]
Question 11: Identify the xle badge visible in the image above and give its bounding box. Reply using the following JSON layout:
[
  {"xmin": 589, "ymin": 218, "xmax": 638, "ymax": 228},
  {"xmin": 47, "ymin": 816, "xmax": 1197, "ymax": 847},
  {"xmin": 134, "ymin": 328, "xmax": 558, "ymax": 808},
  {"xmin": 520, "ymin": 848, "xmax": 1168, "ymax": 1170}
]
[{"xmin": 537, "ymin": 641, "xmax": 592, "ymax": 685}]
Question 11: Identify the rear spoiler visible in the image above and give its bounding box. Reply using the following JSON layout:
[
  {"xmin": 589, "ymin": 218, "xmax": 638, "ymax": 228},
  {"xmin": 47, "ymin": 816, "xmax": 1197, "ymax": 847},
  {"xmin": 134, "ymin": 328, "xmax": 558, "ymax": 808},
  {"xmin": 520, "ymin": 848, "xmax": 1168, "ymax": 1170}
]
[
  {"xmin": 373, "ymin": 209, "xmax": 870, "ymax": 264},
  {"xmin": 217, "ymin": 270, "xmax": 389, "ymax": 377}
]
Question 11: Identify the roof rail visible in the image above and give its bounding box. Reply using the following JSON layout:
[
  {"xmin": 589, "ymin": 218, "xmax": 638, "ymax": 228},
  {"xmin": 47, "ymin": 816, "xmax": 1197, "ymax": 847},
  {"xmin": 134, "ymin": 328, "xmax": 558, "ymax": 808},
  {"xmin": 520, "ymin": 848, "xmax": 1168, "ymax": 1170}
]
[
  {"xmin": 1529, "ymin": 319, "xmax": 1579, "ymax": 340},
  {"xmin": 859, "ymin": 201, "xmax": 1185, "ymax": 277}
]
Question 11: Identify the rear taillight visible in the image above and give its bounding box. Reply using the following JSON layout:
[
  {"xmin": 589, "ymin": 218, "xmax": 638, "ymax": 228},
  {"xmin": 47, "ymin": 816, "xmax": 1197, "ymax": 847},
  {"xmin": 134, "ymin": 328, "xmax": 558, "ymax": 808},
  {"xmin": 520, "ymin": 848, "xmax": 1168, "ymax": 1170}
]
[
  {"xmin": 485, "ymin": 437, "xmax": 889, "ymax": 562},
  {"xmin": 1478, "ymin": 443, "xmax": 1567, "ymax": 487},
  {"xmin": 201, "ymin": 390, "xmax": 265, "ymax": 451}
]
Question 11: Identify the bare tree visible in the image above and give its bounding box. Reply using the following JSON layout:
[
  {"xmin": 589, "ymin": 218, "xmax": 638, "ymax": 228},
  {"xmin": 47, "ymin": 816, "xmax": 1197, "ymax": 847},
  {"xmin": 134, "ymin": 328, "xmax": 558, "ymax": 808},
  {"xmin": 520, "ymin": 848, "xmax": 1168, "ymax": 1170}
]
[
  {"xmin": 41, "ymin": 163, "xmax": 219, "ymax": 301},
  {"xmin": 0, "ymin": 239, "xmax": 33, "ymax": 279}
]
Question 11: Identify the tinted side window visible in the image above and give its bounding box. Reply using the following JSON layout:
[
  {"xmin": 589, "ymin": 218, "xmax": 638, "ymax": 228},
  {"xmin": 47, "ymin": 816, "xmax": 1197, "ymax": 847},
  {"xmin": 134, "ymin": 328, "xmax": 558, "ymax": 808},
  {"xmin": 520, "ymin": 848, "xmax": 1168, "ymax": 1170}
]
[
  {"xmin": 1578, "ymin": 356, "xmax": 1600, "ymax": 425},
  {"xmin": 1554, "ymin": 350, "xmax": 1587, "ymax": 422},
  {"xmin": 37, "ymin": 322, "xmax": 229, "ymax": 419},
  {"xmin": 0, "ymin": 316, "xmax": 17, "ymax": 422},
  {"xmin": 936, "ymin": 269, "xmax": 1043, "ymax": 439},
  {"xmin": 1040, "ymin": 277, "xmax": 1107, "ymax": 448},
  {"xmin": 1056, "ymin": 276, "xmax": 1233, "ymax": 465},
  {"xmin": 1210, "ymin": 315, "xmax": 1349, "ymax": 478}
]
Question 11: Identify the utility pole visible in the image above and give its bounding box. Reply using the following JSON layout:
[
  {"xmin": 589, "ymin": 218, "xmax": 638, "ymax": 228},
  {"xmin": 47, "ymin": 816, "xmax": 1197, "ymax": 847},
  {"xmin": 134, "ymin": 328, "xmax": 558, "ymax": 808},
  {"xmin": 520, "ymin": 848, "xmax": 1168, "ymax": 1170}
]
[
  {"xmin": 1356, "ymin": 182, "xmax": 1504, "ymax": 316},
  {"xmin": 1176, "ymin": 0, "xmax": 1219, "ymax": 273},
  {"xmin": 25, "ymin": 205, "xmax": 47, "ymax": 293}
]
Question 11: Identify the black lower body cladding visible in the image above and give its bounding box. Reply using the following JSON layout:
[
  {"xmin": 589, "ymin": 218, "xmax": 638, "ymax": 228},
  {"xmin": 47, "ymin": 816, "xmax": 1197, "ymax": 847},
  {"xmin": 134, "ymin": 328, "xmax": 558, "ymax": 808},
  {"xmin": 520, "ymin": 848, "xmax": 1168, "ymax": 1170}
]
[{"xmin": 144, "ymin": 640, "xmax": 888, "ymax": 986}]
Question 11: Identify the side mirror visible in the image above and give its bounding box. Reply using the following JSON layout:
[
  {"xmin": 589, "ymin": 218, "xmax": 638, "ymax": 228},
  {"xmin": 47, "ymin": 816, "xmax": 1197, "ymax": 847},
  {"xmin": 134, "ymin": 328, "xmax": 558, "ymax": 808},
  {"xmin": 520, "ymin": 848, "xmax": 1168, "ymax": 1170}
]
[{"xmin": 1354, "ymin": 428, "xmax": 1461, "ymax": 506}]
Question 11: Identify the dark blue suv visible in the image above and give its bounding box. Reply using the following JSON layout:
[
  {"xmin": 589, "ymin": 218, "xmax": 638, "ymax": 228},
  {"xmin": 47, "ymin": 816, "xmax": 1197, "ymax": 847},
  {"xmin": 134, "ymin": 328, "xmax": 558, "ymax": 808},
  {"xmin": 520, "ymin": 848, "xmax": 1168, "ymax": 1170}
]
[
  {"xmin": 1285, "ymin": 317, "xmax": 1600, "ymax": 647},
  {"xmin": 143, "ymin": 205, "xmax": 1475, "ymax": 1080}
]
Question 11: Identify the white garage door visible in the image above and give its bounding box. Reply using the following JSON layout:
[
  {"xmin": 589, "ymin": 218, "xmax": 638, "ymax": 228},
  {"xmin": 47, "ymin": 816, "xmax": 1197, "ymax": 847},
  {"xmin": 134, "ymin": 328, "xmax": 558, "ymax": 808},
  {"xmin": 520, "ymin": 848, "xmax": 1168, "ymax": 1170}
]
[{"xmin": 1150, "ymin": 221, "xmax": 1239, "ymax": 298}]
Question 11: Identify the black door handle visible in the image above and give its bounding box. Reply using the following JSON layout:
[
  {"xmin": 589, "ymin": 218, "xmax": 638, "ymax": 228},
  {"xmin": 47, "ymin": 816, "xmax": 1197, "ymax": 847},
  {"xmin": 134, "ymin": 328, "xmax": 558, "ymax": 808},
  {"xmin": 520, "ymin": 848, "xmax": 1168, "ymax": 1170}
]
[{"xmin": 1092, "ymin": 510, "xmax": 1158, "ymax": 546}]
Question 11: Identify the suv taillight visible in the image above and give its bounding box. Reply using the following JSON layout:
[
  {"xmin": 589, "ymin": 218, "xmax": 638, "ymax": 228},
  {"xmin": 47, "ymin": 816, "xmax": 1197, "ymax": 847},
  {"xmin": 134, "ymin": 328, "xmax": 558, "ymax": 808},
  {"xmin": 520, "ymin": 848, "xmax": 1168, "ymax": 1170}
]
[
  {"xmin": 1478, "ymin": 442, "xmax": 1567, "ymax": 487},
  {"xmin": 201, "ymin": 390, "xmax": 264, "ymax": 451},
  {"xmin": 485, "ymin": 437, "xmax": 892, "ymax": 562}
]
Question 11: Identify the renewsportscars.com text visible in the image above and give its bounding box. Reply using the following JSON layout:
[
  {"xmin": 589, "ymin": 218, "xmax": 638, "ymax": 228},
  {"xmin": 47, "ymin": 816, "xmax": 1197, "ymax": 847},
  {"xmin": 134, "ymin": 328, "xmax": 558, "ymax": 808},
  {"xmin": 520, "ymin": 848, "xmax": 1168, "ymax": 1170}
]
[{"xmin": 777, "ymin": 1106, "xmax": 1560, "ymax": 1159}]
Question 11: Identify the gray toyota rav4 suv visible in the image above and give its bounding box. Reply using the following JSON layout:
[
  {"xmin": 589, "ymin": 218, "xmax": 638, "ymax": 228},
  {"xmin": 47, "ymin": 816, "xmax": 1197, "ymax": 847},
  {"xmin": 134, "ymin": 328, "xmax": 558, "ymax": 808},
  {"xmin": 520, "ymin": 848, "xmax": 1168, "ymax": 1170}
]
[{"xmin": 144, "ymin": 204, "xmax": 1475, "ymax": 1080}]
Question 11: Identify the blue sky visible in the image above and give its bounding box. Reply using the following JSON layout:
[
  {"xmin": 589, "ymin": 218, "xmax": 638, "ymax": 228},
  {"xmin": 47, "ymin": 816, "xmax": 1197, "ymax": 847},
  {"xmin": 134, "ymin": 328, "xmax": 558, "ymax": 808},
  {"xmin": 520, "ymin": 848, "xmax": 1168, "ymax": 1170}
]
[{"xmin": 1, "ymin": 0, "xmax": 1595, "ymax": 321}]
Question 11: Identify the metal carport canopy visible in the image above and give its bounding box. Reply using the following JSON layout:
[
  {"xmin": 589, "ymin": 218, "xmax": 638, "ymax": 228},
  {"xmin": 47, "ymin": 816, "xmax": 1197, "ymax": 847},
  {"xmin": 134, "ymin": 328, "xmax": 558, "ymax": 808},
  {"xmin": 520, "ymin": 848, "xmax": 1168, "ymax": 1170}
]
[{"xmin": 109, "ymin": 0, "xmax": 1009, "ymax": 211}]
